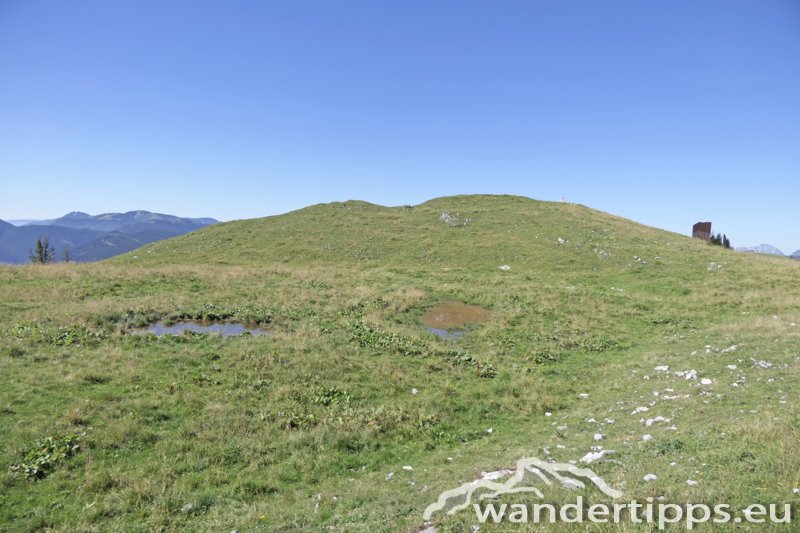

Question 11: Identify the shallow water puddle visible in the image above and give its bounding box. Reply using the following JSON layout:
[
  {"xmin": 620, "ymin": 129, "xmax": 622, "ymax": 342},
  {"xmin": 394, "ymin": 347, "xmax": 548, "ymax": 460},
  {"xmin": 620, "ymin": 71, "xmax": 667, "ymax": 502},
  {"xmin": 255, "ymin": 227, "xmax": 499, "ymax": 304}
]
[
  {"xmin": 422, "ymin": 301, "xmax": 488, "ymax": 339},
  {"xmin": 141, "ymin": 321, "xmax": 269, "ymax": 337},
  {"xmin": 425, "ymin": 327, "xmax": 467, "ymax": 339}
]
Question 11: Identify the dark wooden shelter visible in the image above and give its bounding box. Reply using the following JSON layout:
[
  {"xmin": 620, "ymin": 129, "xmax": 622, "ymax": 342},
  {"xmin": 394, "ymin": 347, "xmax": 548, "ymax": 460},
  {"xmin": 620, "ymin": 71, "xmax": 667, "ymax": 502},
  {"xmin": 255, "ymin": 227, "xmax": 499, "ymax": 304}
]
[{"xmin": 692, "ymin": 221, "xmax": 712, "ymax": 241}]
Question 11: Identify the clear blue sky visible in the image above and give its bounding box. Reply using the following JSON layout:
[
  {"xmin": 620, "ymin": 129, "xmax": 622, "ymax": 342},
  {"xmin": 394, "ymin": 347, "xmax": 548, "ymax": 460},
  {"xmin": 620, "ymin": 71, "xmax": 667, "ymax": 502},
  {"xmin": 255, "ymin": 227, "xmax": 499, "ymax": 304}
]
[{"xmin": 1, "ymin": 1, "xmax": 798, "ymax": 252}]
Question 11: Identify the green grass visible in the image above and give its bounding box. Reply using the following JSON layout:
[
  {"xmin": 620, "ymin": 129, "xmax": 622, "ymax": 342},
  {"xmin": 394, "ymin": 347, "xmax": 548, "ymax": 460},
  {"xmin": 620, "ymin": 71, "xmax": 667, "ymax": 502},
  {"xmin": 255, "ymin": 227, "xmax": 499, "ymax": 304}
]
[{"xmin": 1, "ymin": 195, "xmax": 798, "ymax": 532}]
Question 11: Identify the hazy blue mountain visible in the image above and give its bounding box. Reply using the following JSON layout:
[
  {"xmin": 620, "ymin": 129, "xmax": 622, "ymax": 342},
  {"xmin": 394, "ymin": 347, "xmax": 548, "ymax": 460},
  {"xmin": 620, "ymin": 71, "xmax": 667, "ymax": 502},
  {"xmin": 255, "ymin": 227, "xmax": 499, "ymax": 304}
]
[
  {"xmin": 791, "ymin": 250, "xmax": 800, "ymax": 260},
  {"xmin": 735, "ymin": 244, "xmax": 785, "ymax": 256},
  {"xmin": 0, "ymin": 219, "xmax": 13, "ymax": 236},
  {"xmin": 0, "ymin": 211, "xmax": 217, "ymax": 264},
  {"xmin": 34, "ymin": 210, "xmax": 217, "ymax": 234},
  {"xmin": 186, "ymin": 217, "xmax": 218, "ymax": 226},
  {"xmin": 6, "ymin": 219, "xmax": 41, "ymax": 226},
  {"xmin": 0, "ymin": 225, "xmax": 104, "ymax": 263}
]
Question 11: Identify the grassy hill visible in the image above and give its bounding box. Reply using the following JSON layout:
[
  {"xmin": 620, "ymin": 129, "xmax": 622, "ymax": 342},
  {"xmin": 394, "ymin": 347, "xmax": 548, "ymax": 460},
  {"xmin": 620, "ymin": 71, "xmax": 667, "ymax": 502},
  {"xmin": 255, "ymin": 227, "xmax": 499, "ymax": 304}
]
[
  {"xmin": 1, "ymin": 195, "xmax": 798, "ymax": 531},
  {"xmin": 118, "ymin": 195, "xmax": 698, "ymax": 268}
]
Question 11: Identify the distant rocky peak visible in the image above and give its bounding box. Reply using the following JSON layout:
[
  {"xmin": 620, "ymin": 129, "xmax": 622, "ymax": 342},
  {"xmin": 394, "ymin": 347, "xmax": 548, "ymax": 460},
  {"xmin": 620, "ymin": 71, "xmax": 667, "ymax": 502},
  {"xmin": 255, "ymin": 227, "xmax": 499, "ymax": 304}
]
[{"xmin": 734, "ymin": 244, "xmax": 784, "ymax": 256}]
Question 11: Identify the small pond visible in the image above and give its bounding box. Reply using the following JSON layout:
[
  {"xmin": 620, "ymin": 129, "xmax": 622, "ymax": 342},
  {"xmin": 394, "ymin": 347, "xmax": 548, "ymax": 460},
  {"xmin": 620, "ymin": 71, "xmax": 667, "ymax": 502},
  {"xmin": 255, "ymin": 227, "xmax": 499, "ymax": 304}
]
[
  {"xmin": 140, "ymin": 321, "xmax": 270, "ymax": 337},
  {"xmin": 422, "ymin": 301, "xmax": 488, "ymax": 340}
]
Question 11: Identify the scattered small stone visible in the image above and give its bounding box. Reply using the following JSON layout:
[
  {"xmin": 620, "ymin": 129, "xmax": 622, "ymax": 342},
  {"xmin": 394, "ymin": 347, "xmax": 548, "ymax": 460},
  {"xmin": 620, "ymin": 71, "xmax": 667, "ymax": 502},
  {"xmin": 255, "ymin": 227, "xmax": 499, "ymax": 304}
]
[
  {"xmin": 686, "ymin": 480, "xmax": 698, "ymax": 486},
  {"xmin": 545, "ymin": 412, "xmax": 552, "ymax": 417},
  {"xmin": 411, "ymin": 388, "xmax": 419, "ymax": 395},
  {"xmin": 700, "ymin": 378, "xmax": 713, "ymax": 385},
  {"xmin": 594, "ymin": 433, "xmax": 604, "ymax": 441},
  {"xmin": 578, "ymin": 393, "xmax": 589, "ymax": 399},
  {"xmin": 580, "ymin": 450, "xmax": 615, "ymax": 464},
  {"xmin": 385, "ymin": 472, "xmax": 394, "ymax": 481},
  {"xmin": 642, "ymin": 434, "xmax": 653, "ymax": 442},
  {"xmin": 644, "ymin": 416, "xmax": 670, "ymax": 427},
  {"xmin": 562, "ymin": 478, "xmax": 583, "ymax": 490},
  {"xmin": 486, "ymin": 427, "xmax": 493, "ymax": 434},
  {"xmin": 643, "ymin": 474, "xmax": 658, "ymax": 482},
  {"xmin": 181, "ymin": 503, "xmax": 193, "ymax": 513},
  {"xmin": 481, "ymin": 469, "xmax": 513, "ymax": 480},
  {"xmin": 727, "ymin": 365, "xmax": 737, "ymax": 370},
  {"xmin": 498, "ymin": 264, "xmax": 511, "ymax": 271},
  {"xmin": 654, "ymin": 365, "xmax": 669, "ymax": 372},
  {"xmin": 403, "ymin": 465, "xmax": 413, "ymax": 472}
]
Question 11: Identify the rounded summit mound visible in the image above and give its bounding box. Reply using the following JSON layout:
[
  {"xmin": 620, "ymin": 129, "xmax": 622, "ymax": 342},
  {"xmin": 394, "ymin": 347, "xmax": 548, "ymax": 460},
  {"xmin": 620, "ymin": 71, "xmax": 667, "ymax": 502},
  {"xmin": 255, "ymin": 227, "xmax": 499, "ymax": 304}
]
[{"xmin": 113, "ymin": 194, "xmax": 740, "ymax": 270}]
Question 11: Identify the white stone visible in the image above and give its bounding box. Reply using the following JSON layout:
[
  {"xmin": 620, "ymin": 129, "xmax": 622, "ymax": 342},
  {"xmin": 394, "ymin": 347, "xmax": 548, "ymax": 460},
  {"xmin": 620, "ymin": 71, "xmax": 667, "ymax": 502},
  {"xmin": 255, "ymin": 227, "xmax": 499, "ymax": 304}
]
[{"xmin": 481, "ymin": 469, "xmax": 513, "ymax": 481}]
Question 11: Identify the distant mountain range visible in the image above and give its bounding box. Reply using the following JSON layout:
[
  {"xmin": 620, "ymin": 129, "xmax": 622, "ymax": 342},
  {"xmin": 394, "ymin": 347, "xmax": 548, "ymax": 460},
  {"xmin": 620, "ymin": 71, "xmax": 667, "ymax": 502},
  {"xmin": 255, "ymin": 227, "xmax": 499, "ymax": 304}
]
[
  {"xmin": 735, "ymin": 244, "xmax": 785, "ymax": 256},
  {"xmin": 735, "ymin": 244, "xmax": 800, "ymax": 259},
  {"xmin": 0, "ymin": 211, "xmax": 217, "ymax": 264}
]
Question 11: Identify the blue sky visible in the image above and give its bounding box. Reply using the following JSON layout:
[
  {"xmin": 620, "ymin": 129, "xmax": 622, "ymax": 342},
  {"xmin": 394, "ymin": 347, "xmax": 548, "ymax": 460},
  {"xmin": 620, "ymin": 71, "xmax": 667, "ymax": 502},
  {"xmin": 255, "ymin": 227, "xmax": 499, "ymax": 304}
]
[{"xmin": 1, "ymin": 1, "xmax": 798, "ymax": 252}]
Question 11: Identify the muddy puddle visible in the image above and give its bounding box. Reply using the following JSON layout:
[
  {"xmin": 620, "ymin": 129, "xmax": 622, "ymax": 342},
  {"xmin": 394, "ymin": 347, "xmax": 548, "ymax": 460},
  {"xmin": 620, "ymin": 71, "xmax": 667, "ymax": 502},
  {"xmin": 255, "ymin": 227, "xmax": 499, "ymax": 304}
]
[
  {"xmin": 422, "ymin": 301, "xmax": 488, "ymax": 339},
  {"xmin": 139, "ymin": 321, "xmax": 269, "ymax": 337},
  {"xmin": 425, "ymin": 327, "xmax": 467, "ymax": 339}
]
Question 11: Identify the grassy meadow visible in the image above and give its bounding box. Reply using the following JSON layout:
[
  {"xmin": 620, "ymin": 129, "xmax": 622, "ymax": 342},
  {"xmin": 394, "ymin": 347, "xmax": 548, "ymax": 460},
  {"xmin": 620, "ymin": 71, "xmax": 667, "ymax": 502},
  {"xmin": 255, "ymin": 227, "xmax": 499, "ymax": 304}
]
[{"xmin": 1, "ymin": 195, "xmax": 799, "ymax": 532}]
